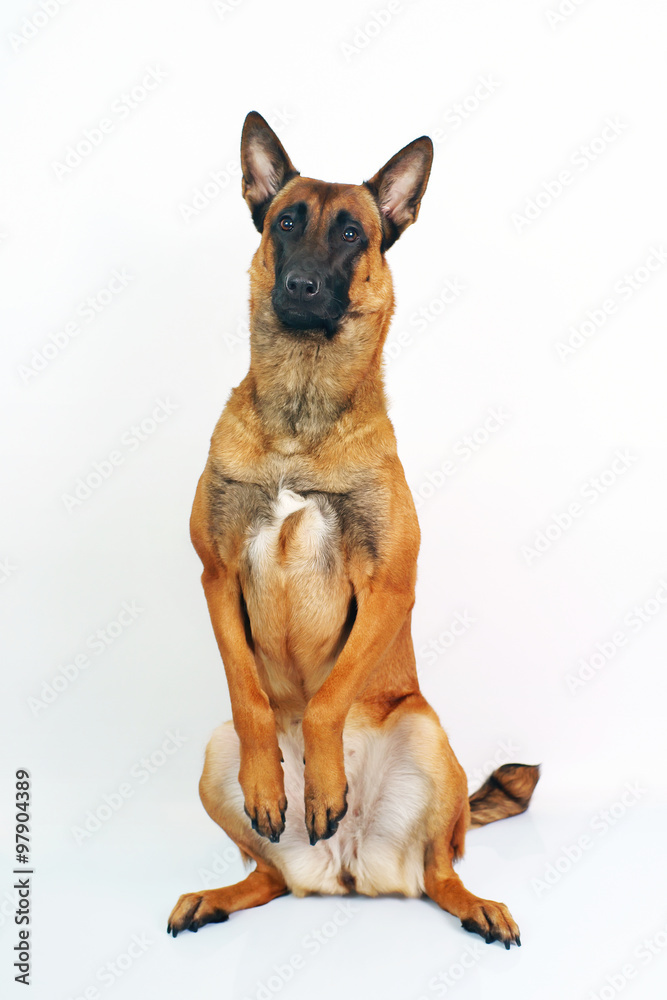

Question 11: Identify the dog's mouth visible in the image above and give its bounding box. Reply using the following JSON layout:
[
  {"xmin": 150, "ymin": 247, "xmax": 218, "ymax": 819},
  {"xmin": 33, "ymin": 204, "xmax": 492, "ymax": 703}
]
[{"xmin": 271, "ymin": 297, "xmax": 344, "ymax": 338}]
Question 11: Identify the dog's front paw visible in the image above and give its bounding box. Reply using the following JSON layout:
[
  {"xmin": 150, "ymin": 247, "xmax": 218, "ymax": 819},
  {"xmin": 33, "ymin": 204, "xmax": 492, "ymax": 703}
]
[
  {"xmin": 239, "ymin": 753, "xmax": 287, "ymax": 842},
  {"xmin": 304, "ymin": 767, "xmax": 348, "ymax": 845}
]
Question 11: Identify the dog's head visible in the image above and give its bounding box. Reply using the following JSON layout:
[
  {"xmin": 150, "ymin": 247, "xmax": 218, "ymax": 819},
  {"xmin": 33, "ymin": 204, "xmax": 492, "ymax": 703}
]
[{"xmin": 241, "ymin": 112, "xmax": 433, "ymax": 339}]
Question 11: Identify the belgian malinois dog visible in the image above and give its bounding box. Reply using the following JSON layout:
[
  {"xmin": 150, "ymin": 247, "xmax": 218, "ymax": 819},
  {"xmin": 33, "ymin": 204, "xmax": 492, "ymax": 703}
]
[{"xmin": 168, "ymin": 112, "xmax": 539, "ymax": 947}]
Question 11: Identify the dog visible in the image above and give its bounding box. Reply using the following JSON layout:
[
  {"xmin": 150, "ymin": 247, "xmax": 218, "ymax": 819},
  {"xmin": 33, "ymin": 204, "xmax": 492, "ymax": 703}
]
[{"xmin": 167, "ymin": 111, "xmax": 539, "ymax": 947}]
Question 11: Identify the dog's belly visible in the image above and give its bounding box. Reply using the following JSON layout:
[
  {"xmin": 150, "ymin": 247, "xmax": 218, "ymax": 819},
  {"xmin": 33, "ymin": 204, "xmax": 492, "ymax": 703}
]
[
  {"xmin": 207, "ymin": 714, "xmax": 433, "ymax": 898},
  {"xmin": 240, "ymin": 488, "xmax": 352, "ymax": 705},
  {"xmin": 276, "ymin": 718, "xmax": 431, "ymax": 897}
]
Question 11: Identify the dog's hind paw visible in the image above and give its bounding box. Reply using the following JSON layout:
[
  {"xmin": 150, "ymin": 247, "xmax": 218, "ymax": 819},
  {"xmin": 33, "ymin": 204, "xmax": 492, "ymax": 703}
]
[
  {"xmin": 167, "ymin": 891, "xmax": 229, "ymax": 937},
  {"xmin": 460, "ymin": 899, "xmax": 520, "ymax": 950}
]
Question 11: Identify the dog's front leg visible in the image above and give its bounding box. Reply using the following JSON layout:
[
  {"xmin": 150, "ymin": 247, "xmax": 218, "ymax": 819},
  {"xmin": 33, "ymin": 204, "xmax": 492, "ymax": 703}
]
[
  {"xmin": 301, "ymin": 579, "xmax": 415, "ymax": 844},
  {"xmin": 201, "ymin": 565, "xmax": 287, "ymax": 842}
]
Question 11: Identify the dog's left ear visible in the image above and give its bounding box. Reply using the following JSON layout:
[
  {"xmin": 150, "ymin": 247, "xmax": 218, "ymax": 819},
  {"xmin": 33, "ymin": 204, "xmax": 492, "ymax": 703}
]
[
  {"xmin": 241, "ymin": 111, "xmax": 299, "ymax": 232},
  {"xmin": 365, "ymin": 136, "xmax": 433, "ymax": 251}
]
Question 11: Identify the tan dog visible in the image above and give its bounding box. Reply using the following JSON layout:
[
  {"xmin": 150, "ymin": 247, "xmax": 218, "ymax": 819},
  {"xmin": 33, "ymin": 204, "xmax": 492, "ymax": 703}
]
[{"xmin": 168, "ymin": 112, "xmax": 539, "ymax": 947}]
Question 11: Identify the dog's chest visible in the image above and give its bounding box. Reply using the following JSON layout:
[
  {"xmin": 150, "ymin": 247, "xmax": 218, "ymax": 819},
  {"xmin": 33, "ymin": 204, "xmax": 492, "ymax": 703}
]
[
  {"xmin": 206, "ymin": 463, "xmax": 382, "ymax": 695},
  {"xmin": 239, "ymin": 487, "xmax": 353, "ymax": 698},
  {"xmin": 207, "ymin": 462, "xmax": 382, "ymax": 577},
  {"xmin": 245, "ymin": 488, "xmax": 339, "ymax": 577}
]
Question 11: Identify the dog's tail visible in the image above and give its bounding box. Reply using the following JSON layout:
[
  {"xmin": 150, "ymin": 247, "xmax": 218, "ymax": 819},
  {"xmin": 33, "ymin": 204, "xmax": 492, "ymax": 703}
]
[{"xmin": 467, "ymin": 763, "xmax": 540, "ymax": 829}]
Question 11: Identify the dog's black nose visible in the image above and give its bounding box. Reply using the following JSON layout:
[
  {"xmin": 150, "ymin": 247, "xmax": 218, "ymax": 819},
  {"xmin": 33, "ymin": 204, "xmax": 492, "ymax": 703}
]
[{"xmin": 285, "ymin": 272, "xmax": 320, "ymax": 299}]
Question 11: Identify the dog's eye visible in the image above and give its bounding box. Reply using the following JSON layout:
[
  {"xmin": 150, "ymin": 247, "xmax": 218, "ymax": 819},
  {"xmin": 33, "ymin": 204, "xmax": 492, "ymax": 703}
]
[
  {"xmin": 280, "ymin": 216, "xmax": 294, "ymax": 231},
  {"xmin": 342, "ymin": 226, "xmax": 359, "ymax": 243}
]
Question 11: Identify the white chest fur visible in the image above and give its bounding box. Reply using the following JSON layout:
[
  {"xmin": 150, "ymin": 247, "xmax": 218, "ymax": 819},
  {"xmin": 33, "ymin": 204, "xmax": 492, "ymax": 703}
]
[{"xmin": 246, "ymin": 488, "xmax": 337, "ymax": 573}]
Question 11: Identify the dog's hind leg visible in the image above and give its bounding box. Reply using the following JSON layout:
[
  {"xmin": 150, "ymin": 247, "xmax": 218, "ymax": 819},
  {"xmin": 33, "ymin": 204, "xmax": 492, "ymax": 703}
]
[
  {"xmin": 167, "ymin": 864, "xmax": 287, "ymax": 936},
  {"xmin": 168, "ymin": 721, "xmax": 289, "ymax": 937},
  {"xmin": 423, "ymin": 803, "xmax": 521, "ymax": 949}
]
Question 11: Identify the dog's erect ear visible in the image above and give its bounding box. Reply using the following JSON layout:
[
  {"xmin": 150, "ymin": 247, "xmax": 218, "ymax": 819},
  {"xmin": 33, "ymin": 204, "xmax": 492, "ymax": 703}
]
[
  {"xmin": 241, "ymin": 111, "xmax": 299, "ymax": 232},
  {"xmin": 365, "ymin": 136, "xmax": 433, "ymax": 251}
]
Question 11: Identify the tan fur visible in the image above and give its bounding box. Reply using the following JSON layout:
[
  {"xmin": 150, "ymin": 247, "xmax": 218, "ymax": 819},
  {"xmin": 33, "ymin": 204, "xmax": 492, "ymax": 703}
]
[{"xmin": 168, "ymin": 114, "xmax": 538, "ymax": 948}]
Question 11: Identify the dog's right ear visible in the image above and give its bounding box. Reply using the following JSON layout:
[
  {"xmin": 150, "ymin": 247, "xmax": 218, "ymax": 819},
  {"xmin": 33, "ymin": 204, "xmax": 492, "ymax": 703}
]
[{"xmin": 241, "ymin": 111, "xmax": 299, "ymax": 232}]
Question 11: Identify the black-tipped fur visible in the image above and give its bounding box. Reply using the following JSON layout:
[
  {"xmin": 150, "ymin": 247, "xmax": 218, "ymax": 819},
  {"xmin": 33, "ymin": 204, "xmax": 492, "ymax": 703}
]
[{"xmin": 468, "ymin": 763, "xmax": 540, "ymax": 829}]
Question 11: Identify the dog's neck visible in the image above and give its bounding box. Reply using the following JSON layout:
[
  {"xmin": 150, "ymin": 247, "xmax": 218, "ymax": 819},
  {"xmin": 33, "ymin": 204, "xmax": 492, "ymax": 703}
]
[{"xmin": 248, "ymin": 299, "xmax": 392, "ymax": 447}]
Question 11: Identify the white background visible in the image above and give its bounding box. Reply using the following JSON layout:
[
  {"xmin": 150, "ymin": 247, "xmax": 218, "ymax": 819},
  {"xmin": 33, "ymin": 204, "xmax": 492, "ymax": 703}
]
[{"xmin": 2, "ymin": 0, "xmax": 667, "ymax": 998}]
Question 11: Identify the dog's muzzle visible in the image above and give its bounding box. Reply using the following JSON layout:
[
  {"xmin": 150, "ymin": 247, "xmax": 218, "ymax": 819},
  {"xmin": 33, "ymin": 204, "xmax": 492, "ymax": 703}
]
[{"xmin": 272, "ymin": 268, "xmax": 346, "ymax": 335}]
